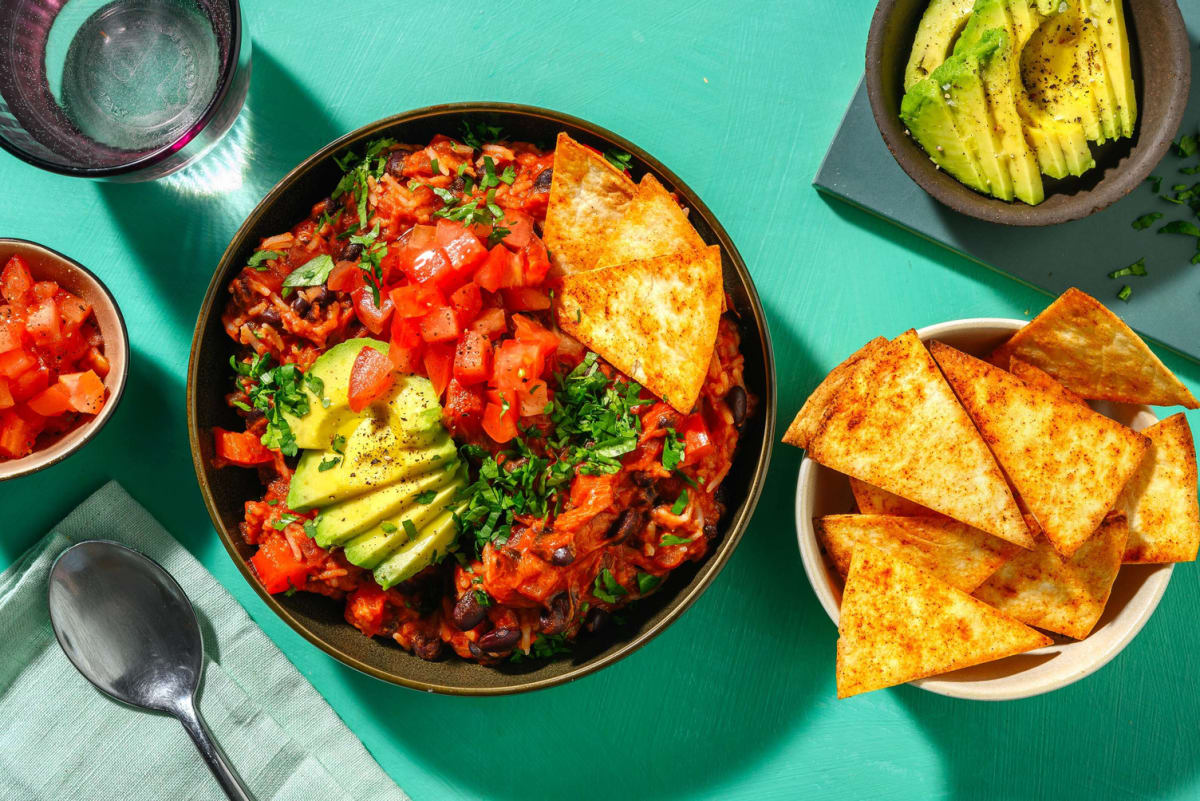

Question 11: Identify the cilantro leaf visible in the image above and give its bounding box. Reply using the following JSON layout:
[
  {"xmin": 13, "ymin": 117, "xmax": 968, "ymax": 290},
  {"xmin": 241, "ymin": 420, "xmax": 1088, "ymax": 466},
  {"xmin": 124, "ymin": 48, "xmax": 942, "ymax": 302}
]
[
  {"xmin": 660, "ymin": 533, "xmax": 692, "ymax": 546},
  {"xmin": 1158, "ymin": 220, "xmax": 1200, "ymax": 237},
  {"xmin": 331, "ymin": 434, "xmax": 346, "ymax": 454},
  {"xmin": 1175, "ymin": 134, "xmax": 1198, "ymax": 158},
  {"xmin": 1148, "ymin": 175, "xmax": 1164, "ymax": 194},
  {"xmin": 229, "ymin": 354, "xmax": 312, "ymax": 457},
  {"xmin": 671, "ymin": 489, "xmax": 689, "ymax": 515},
  {"xmin": 281, "ymin": 254, "xmax": 335, "ymax": 297},
  {"xmin": 415, "ymin": 490, "xmax": 437, "ymax": 504},
  {"xmin": 460, "ymin": 120, "xmax": 505, "ymax": 150},
  {"xmin": 247, "ymin": 250, "xmax": 281, "ymax": 271},
  {"xmin": 1108, "ymin": 258, "xmax": 1147, "ymax": 279},
  {"xmin": 593, "ymin": 568, "xmax": 627, "ymax": 603},
  {"xmin": 1132, "ymin": 213, "xmax": 1163, "ymax": 230},
  {"xmin": 1117, "ymin": 284, "xmax": 1133, "ymax": 302},
  {"xmin": 317, "ymin": 456, "xmax": 341, "ymax": 472},
  {"xmin": 380, "ymin": 521, "xmax": 398, "ymax": 533},
  {"xmin": 662, "ymin": 428, "xmax": 685, "ymax": 470},
  {"xmin": 403, "ymin": 519, "xmax": 419, "ymax": 539},
  {"xmin": 636, "ymin": 572, "xmax": 662, "ymax": 594},
  {"xmin": 604, "ymin": 150, "xmax": 632, "ymax": 171}
]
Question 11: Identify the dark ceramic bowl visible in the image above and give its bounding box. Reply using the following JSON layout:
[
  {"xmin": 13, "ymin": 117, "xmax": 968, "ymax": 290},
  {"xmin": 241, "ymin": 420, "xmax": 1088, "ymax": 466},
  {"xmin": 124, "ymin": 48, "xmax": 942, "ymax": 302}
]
[
  {"xmin": 866, "ymin": 0, "xmax": 1190, "ymax": 226},
  {"xmin": 187, "ymin": 103, "xmax": 776, "ymax": 695}
]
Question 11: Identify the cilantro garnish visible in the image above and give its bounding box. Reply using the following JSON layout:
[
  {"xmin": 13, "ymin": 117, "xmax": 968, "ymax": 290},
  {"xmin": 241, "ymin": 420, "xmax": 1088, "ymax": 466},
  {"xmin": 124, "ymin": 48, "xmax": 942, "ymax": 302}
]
[
  {"xmin": 1117, "ymin": 284, "xmax": 1133, "ymax": 302},
  {"xmin": 403, "ymin": 519, "xmax": 418, "ymax": 539},
  {"xmin": 474, "ymin": 590, "xmax": 491, "ymax": 607},
  {"xmin": 229, "ymin": 354, "xmax": 312, "ymax": 457},
  {"xmin": 380, "ymin": 521, "xmax": 398, "ymax": 533},
  {"xmin": 671, "ymin": 489, "xmax": 689, "ymax": 515},
  {"xmin": 247, "ymin": 250, "xmax": 281, "ymax": 271},
  {"xmin": 348, "ymin": 223, "xmax": 389, "ymax": 305},
  {"xmin": 318, "ymin": 456, "xmax": 341, "ymax": 472},
  {"xmin": 636, "ymin": 572, "xmax": 662, "ymax": 594},
  {"xmin": 1159, "ymin": 220, "xmax": 1200, "ymax": 237},
  {"xmin": 272, "ymin": 513, "xmax": 300, "ymax": 530},
  {"xmin": 1175, "ymin": 134, "xmax": 1198, "ymax": 158},
  {"xmin": 660, "ymin": 534, "xmax": 692, "ymax": 546},
  {"xmin": 430, "ymin": 157, "xmax": 440, "ymax": 176},
  {"xmin": 1183, "ymin": 166, "xmax": 1200, "ymax": 175},
  {"xmin": 593, "ymin": 568, "xmax": 627, "ymax": 603},
  {"xmin": 1148, "ymin": 175, "xmax": 1164, "ymax": 194},
  {"xmin": 604, "ymin": 150, "xmax": 632, "ymax": 171},
  {"xmin": 460, "ymin": 120, "xmax": 505, "ymax": 150},
  {"xmin": 662, "ymin": 427, "xmax": 685, "ymax": 471},
  {"xmin": 331, "ymin": 138, "xmax": 396, "ymax": 229},
  {"xmin": 510, "ymin": 633, "xmax": 570, "ymax": 662},
  {"xmin": 1109, "ymin": 258, "xmax": 1147, "ymax": 279},
  {"xmin": 1132, "ymin": 213, "xmax": 1163, "ymax": 231},
  {"xmin": 303, "ymin": 519, "xmax": 318, "ymax": 538},
  {"xmin": 415, "ymin": 490, "xmax": 437, "ymax": 504},
  {"xmin": 331, "ymin": 434, "xmax": 346, "ymax": 454},
  {"xmin": 281, "ymin": 254, "xmax": 335, "ymax": 297}
]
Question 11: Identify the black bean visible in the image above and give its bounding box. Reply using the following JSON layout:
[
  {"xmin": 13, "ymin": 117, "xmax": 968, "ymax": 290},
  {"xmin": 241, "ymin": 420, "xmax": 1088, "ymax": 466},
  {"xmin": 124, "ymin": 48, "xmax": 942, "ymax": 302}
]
[
  {"xmin": 450, "ymin": 175, "xmax": 465, "ymax": 193},
  {"xmin": 608, "ymin": 509, "xmax": 641, "ymax": 543},
  {"xmin": 385, "ymin": 150, "xmax": 408, "ymax": 179},
  {"xmin": 243, "ymin": 407, "xmax": 265, "ymax": 423},
  {"xmin": 478, "ymin": 627, "xmax": 521, "ymax": 654},
  {"xmin": 339, "ymin": 241, "xmax": 364, "ymax": 262},
  {"xmin": 534, "ymin": 168, "xmax": 553, "ymax": 193},
  {"xmin": 631, "ymin": 472, "xmax": 653, "ymax": 488},
  {"xmin": 452, "ymin": 592, "xmax": 486, "ymax": 631},
  {"xmin": 260, "ymin": 306, "xmax": 281, "ymax": 326},
  {"xmin": 309, "ymin": 286, "xmax": 331, "ymax": 305},
  {"xmin": 550, "ymin": 546, "xmax": 575, "ymax": 566},
  {"xmin": 412, "ymin": 632, "xmax": 444, "ymax": 661},
  {"xmin": 726, "ymin": 386, "xmax": 748, "ymax": 428},
  {"xmin": 704, "ymin": 521, "xmax": 720, "ymax": 542},
  {"xmin": 289, "ymin": 295, "xmax": 311, "ymax": 317},
  {"xmin": 540, "ymin": 593, "xmax": 570, "ymax": 635},
  {"xmin": 318, "ymin": 196, "xmax": 334, "ymax": 215},
  {"xmin": 583, "ymin": 606, "xmax": 609, "ymax": 635}
]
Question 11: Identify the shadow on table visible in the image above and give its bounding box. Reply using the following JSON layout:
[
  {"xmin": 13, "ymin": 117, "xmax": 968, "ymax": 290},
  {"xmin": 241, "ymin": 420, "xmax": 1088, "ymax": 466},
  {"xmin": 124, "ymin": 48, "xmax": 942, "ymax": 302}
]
[
  {"xmin": 897, "ymin": 567, "xmax": 1200, "ymax": 800},
  {"xmin": 95, "ymin": 48, "xmax": 342, "ymax": 328},
  {"xmin": 340, "ymin": 312, "xmax": 832, "ymax": 801}
]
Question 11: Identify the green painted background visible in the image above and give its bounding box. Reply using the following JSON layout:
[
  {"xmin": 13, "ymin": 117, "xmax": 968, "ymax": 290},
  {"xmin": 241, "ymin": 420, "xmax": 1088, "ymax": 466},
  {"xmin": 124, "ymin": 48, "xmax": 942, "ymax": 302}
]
[{"xmin": 3, "ymin": 1, "xmax": 1199, "ymax": 799}]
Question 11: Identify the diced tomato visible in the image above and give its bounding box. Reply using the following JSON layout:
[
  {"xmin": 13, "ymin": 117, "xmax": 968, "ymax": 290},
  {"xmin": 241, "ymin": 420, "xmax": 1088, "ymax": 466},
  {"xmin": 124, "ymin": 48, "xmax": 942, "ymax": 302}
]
[
  {"xmin": 346, "ymin": 582, "xmax": 388, "ymax": 638},
  {"xmin": 482, "ymin": 394, "xmax": 518, "ymax": 444},
  {"xmin": 512, "ymin": 315, "xmax": 560, "ymax": 361},
  {"xmin": 32, "ymin": 281, "xmax": 58, "ymax": 301},
  {"xmin": 352, "ymin": 286, "xmax": 394, "ymax": 335},
  {"xmin": 502, "ymin": 287, "xmax": 551, "ymax": 311},
  {"xmin": 423, "ymin": 342, "xmax": 456, "ymax": 397},
  {"xmin": 58, "ymin": 370, "xmax": 106, "ymax": 414},
  {"xmin": 25, "ymin": 298, "xmax": 61, "ymax": 346},
  {"xmin": 213, "ymin": 427, "xmax": 273, "ymax": 466},
  {"xmin": 388, "ymin": 317, "xmax": 424, "ymax": 373},
  {"xmin": 521, "ymin": 238, "xmax": 552, "ymax": 285},
  {"xmin": 444, "ymin": 378, "xmax": 485, "ymax": 427},
  {"xmin": 449, "ymin": 282, "xmax": 482, "ymax": 324},
  {"xmin": 55, "ymin": 290, "xmax": 92, "ymax": 330},
  {"xmin": 348, "ymin": 347, "xmax": 396, "ymax": 412},
  {"xmin": 27, "ymin": 383, "xmax": 73, "ymax": 417},
  {"xmin": 0, "ymin": 349, "xmax": 35, "ymax": 379},
  {"xmin": 407, "ymin": 223, "xmax": 437, "ymax": 251},
  {"xmin": 84, "ymin": 347, "xmax": 110, "ymax": 377},
  {"xmin": 492, "ymin": 339, "xmax": 547, "ymax": 399},
  {"xmin": 402, "ymin": 247, "xmax": 453, "ymax": 286},
  {"xmin": 419, "ymin": 305, "xmax": 460, "ymax": 343},
  {"xmin": 326, "ymin": 260, "xmax": 364, "ymax": 292},
  {"xmin": 250, "ymin": 535, "xmax": 310, "ymax": 594},
  {"xmin": 680, "ymin": 414, "xmax": 715, "ymax": 465},
  {"xmin": 519, "ymin": 380, "xmax": 550, "ymax": 417},
  {"xmin": 453, "ymin": 330, "xmax": 493, "ymax": 386},
  {"xmin": 0, "ymin": 318, "xmax": 23, "ymax": 353},
  {"xmin": 0, "ymin": 378, "xmax": 11, "ymax": 410},
  {"xmin": 10, "ymin": 364, "xmax": 49, "ymax": 402},
  {"xmin": 435, "ymin": 218, "xmax": 469, "ymax": 247},
  {"xmin": 556, "ymin": 332, "xmax": 587, "ymax": 366},
  {"xmin": 390, "ymin": 282, "xmax": 444, "ymax": 319},
  {"xmin": 1, "ymin": 256, "xmax": 33, "ymax": 304},
  {"xmin": 500, "ymin": 211, "xmax": 534, "ymax": 250},
  {"xmin": 470, "ymin": 306, "xmax": 508, "ymax": 339},
  {"xmin": 475, "ymin": 245, "xmax": 521, "ymax": 292},
  {"xmin": 443, "ymin": 231, "xmax": 488, "ymax": 278}
]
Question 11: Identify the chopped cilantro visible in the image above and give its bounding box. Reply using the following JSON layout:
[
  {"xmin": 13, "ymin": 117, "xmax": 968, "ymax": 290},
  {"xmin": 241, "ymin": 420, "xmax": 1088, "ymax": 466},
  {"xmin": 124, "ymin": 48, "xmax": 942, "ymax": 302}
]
[
  {"xmin": 636, "ymin": 572, "xmax": 662, "ymax": 594},
  {"xmin": 1159, "ymin": 220, "xmax": 1200, "ymax": 237},
  {"xmin": 331, "ymin": 434, "xmax": 346, "ymax": 454},
  {"xmin": 510, "ymin": 632, "xmax": 571, "ymax": 662},
  {"xmin": 662, "ymin": 428, "xmax": 685, "ymax": 470},
  {"xmin": 593, "ymin": 568, "xmax": 627, "ymax": 603},
  {"xmin": 1132, "ymin": 213, "xmax": 1163, "ymax": 230},
  {"xmin": 660, "ymin": 533, "xmax": 692, "ymax": 546},
  {"xmin": 317, "ymin": 456, "xmax": 341, "ymax": 472},
  {"xmin": 380, "ymin": 521, "xmax": 398, "ymax": 533},
  {"xmin": 415, "ymin": 490, "xmax": 437, "ymax": 504},
  {"xmin": 1108, "ymin": 258, "xmax": 1147, "ymax": 279},
  {"xmin": 604, "ymin": 150, "xmax": 632, "ymax": 171},
  {"xmin": 403, "ymin": 519, "xmax": 419, "ymax": 539},
  {"xmin": 474, "ymin": 590, "xmax": 491, "ymax": 607},
  {"xmin": 1183, "ymin": 166, "xmax": 1200, "ymax": 175},
  {"xmin": 230, "ymin": 354, "xmax": 312, "ymax": 457},
  {"xmin": 460, "ymin": 120, "xmax": 504, "ymax": 150},
  {"xmin": 1148, "ymin": 175, "xmax": 1164, "ymax": 194},
  {"xmin": 331, "ymin": 138, "xmax": 394, "ymax": 228},
  {"xmin": 246, "ymin": 250, "xmax": 281, "ymax": 271},
  {"xmin": 1175, "ymin": 134, "xmax": 1198, "ymax": 158},
  {"xmin": 430, "ymin": 157, "xmax": 440, "ymax": 175},
  {"xmin": 303, "ymin": 519, "xmax": 318, "ymax": 538},
  {"xmin": 671, "ymin": 489, "xmax": 689, "ymax": 515},
  {"xmin": 1117, "ymin": 284, "xmax": 1133, "ymax": 302},
  {"xmin": 280, "ymin": 254, "xmax": 335, "ymax": 297},
  {"xmin": 348, "ymin": 223, "xmax": 389, "ymax": 306},
  {"xmin": 500, "ymin": 165, "xmax": 516, "ymax": 185},
  {"xmin": 272, "ymin": 513, "xmax": 300, "ymax": 530}
]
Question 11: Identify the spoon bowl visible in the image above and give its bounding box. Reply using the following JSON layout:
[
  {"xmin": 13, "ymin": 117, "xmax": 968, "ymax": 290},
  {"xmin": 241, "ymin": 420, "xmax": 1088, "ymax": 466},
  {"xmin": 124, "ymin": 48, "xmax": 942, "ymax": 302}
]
[{"xmin": 48, "ymin": 540, "xmax": 253, "ymax": 801}]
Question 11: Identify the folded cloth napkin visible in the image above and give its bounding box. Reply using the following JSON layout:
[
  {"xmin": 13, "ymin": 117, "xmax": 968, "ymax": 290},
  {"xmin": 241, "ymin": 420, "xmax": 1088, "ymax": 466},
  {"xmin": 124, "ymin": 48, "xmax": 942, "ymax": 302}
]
[{"xmin": 0, "ymin": 481, "xmax": 408, "ymax": 801}]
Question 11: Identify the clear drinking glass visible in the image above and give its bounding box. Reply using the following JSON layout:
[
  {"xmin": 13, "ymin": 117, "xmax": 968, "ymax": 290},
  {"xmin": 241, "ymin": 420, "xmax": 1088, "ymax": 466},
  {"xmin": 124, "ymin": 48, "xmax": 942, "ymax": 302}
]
[{"xmin": 0, "ymin": 0, "xmax": 250, "ymax": 181}]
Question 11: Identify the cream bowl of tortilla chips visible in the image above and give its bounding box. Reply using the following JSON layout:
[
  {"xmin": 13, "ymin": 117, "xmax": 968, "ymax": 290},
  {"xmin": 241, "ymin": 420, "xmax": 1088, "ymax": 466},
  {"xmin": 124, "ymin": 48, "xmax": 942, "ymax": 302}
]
[{"xmin": 792, "ymin": 308, "xmax": 1194, "ymax": 701}]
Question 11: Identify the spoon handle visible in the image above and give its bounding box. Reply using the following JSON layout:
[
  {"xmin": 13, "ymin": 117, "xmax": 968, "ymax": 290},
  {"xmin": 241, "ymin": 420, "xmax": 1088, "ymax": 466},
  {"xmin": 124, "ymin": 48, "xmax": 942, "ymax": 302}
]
[{"xmin": 176, "ymin": 698, "xmax": 255, "ymax": 801}]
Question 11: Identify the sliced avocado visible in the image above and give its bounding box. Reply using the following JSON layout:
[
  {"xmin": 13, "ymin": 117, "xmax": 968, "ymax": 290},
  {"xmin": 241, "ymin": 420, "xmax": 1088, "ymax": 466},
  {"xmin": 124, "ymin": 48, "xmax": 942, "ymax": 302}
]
[
  {"xmin": 314, "ymin": 462, "xmax": 461, "ymax": 548},
  {"xmin": 901, "ymin": 78, "xmax": 989, "ymax": 193},
  {"xmin": 373, "ymin": 507, "xmax": 462, "ymax": 590},
  {"xmin": 1003, "ymin": 0, "xmax": 1073, "ymax": 179},
  {"xmin": 956, "ymin": 6, "xmax": 1043, "ymax": 205},
  {"xmin": 903, "ymin": 0, "xmax": 977, "ymax": 91},
  {"xmin": 1084, "ymin": 0, "xmax": 1136, "ymax": 138},
  {"xmin": 1021, "ymin": 4, "xmax": 1109, "ymax": 146},
  {"xmin": 285, "ymin": 338, "xmax": 442, "ymax": 451},
  {"xmin": 287, "ymin": 422, "xmax": 457, "ymax": 511},
  {"xmin": 343, "ymin": 478, "xmax": 465, "ymax": 570}
]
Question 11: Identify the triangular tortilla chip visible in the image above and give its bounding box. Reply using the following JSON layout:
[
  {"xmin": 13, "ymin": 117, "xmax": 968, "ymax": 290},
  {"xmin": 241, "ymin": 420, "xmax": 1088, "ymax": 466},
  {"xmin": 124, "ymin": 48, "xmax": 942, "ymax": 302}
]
[
  {"xmin": 1118, "ymin": 413, "xmax": 1200, "ymax": 563},
  {"xmin": 555, "ymin": 246, "xmax": 722, "ymax": 412},
  {"xmin": 784, "ymin": 337, "xmax": 887, "ymax": 450},
  {"xmin": 992, "ymin": 288, "xmax": 1198, "ymax": 408},
  {"xmin": 804, "ymin": 331, "xmax": 1033, "ymax": 548},
  {"xmin": 1009, "ymin": 358, "xmax": 1088, "ymax": 408},
  {"xmin": 816, "ymin": 514, "xmax": 1018, "ymax": 592},
  {"xmin": 849, "ymin": 477, "xmax": 938, "ymax": 516},
  {"xmin": 542, "ymin": 133, "xmax": 636, "ymax": 274},
  {"xmin": 596, "ymin": 173, "xmax": 706, "ymax": 268},
  {"xmin": 930, "ymin": 341, "xmax": 1149, "ymax": 557},
  {"xmin": 836, "ymin": 544, "xmax": 1052, "ymax": 698},
  {"xmin": 974, "ymin": 517, "xmax": 1128, "ymax": 639}
]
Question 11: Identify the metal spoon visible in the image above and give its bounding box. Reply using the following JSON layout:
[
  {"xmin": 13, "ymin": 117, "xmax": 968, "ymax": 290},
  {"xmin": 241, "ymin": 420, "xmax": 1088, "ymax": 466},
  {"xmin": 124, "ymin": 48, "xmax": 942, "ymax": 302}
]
[{"xmin": 47, "ymin": 540, "xmax": 254, "ymax": 801}]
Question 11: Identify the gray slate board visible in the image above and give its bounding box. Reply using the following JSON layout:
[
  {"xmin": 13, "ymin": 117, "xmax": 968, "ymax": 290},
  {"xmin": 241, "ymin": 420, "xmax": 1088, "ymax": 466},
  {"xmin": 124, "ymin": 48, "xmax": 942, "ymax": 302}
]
[{"xmin": 814, "ymin": 10, "xmax": 1200, "ymax": 361}]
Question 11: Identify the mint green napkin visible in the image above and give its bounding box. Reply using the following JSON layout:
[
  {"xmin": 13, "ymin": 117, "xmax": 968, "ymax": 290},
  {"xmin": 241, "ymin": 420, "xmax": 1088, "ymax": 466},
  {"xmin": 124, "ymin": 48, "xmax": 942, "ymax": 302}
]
[{"xmin": 0, "ymin": 481, "xmax": 408, "ymax": 801}]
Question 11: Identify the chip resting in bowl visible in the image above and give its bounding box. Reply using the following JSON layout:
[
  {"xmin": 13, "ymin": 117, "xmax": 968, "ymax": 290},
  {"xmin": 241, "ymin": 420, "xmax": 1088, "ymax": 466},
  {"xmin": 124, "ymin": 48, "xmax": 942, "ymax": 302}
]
[{"xmin": 788, "ymin": 288, "xmax": 1199, "ymax": 697}]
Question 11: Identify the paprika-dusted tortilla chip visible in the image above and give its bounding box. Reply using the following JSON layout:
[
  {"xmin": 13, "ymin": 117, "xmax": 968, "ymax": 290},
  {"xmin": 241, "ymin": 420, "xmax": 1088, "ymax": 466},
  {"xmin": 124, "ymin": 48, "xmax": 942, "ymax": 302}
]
[
  {"xmin": 556, "ymin": 246, "xmax": 722, "ymax": 412},
  {"xmin": 991, "ymin": 288, "xmax": 1198, "ymax": 408},
  {"xmin": 542, "ymin": 133, "xmax": 636, "ymax": 274},
  {"xmin": 597, "ymin": 173, "xmax": 706, "ymax": 268},
  {"xmin": 815, "ymin": 514, "xmax": 1018, "ymax": 592},
  {"xmin": 836, "ymin": 544, "xmax": 1052, "ymax": 698},
  {"xmin": 1118, "ymin": 413, "xmax": 1200, "ymax": 563},
  {"xmin": 931, "ymin": 341, "xmax": 1149, "ymax": 557},
  {"xmin": 1009, "ymin": 358, "xmax": 1088, "ymax": 408},
  {"xmin": 784, "ymin": 337, "xmax": 887, "ymax": 450},
  {"xmin": 974, "ymin": 517, "xmax": 1129, "ymax": 640},
  {"xmin": 849, "ymin": 477, "xmax": 938, "ymax": 516},
  {"xmin": 804, "ymin": 331, "xmax": 1034, "ymax": 548}
]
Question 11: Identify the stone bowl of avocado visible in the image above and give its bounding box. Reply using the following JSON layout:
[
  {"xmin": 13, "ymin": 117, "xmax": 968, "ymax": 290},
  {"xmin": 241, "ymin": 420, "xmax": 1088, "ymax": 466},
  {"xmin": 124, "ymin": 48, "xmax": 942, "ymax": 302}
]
[
  {"xmin": 866, "ymin": 0, "xmax": 1190, "ymax": 226},
  {"xmin": 186, "ymin": 103, "xmax": 776, "ymax": 695}
]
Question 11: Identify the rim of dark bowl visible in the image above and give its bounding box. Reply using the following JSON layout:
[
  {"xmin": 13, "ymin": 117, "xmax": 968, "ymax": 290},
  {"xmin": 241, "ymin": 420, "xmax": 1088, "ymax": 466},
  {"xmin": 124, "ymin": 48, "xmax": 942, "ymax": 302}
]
[
  {"xmin": 186, "ymin": 102, "xmax": 777, "ymax": 695},
  {"xmin": 865, "ymin": 0, "xmax": 1191, "ymax": 227}
]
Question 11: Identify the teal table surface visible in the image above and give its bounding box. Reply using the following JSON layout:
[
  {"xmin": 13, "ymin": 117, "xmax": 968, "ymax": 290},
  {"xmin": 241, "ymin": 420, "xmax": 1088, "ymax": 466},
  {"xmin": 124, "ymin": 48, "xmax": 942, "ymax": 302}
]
[{"xmin": 3, "ymin": 2, "xmax": 1199, "ymax": 799}]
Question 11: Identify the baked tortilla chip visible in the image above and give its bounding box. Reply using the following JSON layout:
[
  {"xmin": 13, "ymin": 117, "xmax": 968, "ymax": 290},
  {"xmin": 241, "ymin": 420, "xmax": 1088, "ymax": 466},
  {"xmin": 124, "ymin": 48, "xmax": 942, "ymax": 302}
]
[
  {"xmin": 849, "ymin": 477, "xmax": 937, "ymax": 516},
  {"xmin": 1118, "ymin": 413, "xmax": 1200, "ymax": 563},
  {"xmin": 542, "ymin": 133, "xmax": 636, "ymax": 274},
  {"xmin": 784, "ymin": 337, "xmax": 887, "ymax": 450},
  {"xmin": 597, "ymin": 173, "xmax": 706, "ymax": 268},
  {"xmin": 1009, "ymin": 358, "xmax": 1088, "ymax": 408},
  {"xmin": 804, "ymin": 331, "xmax": 1033, "ymax": 548},
  {"xmin": 931, "ymin": 341, "xmax": 1149, "ymax": 558},
  {"xmin": 992, "ymin": 288, "xmax": 1198, "ymax": 408},
  {"xmin": 974, "ymin": 517, "xmax": 1128, "ymax": 639},
  {"xmin": 836, "ymin": 544, "xmax": 1052, "ymax": 698},
  {"xmin": 816, "ymin": 514, "xmax": 1018, "ymax": 592},
  {"xmin": 556, "ymin": 246, "xmax": 722, "ymax": 412}
]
